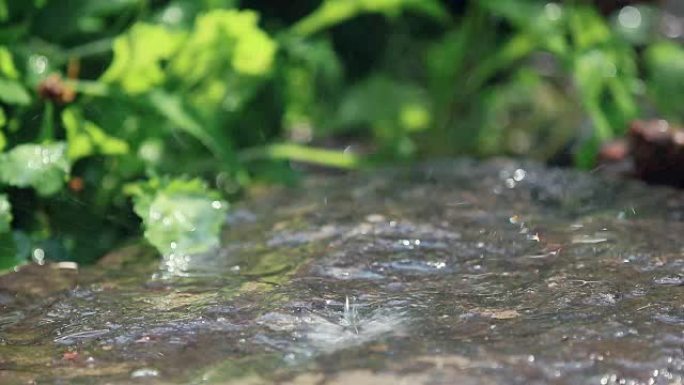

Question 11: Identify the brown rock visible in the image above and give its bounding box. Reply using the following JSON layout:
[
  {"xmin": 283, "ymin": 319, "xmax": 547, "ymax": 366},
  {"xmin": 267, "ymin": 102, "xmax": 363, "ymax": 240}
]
[{"xmin": 629, "ymin": 119, "xmax": 684, "ymax": 187}]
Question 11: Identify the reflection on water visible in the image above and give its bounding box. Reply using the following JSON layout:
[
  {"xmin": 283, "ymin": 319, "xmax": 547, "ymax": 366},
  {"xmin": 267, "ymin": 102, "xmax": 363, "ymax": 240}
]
[{"xmin": 1, "ymin": 159, "xmax": 684, "ymax": 384}]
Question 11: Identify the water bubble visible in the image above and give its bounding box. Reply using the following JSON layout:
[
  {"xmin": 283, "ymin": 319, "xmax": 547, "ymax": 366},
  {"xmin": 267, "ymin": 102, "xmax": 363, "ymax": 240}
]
[
  {"xmin": 32, "ymin": 248, "xmax": 45, "ymax": 265},
  {"xmin": 131, "ymin": 368, "xmax": 159, "ymax": 378},
  {"xmin": 545, "ymin": 3, "xmax": 562, "ymax": 21},
  {"xmin": 427, "ymin": 261, "xmax": 446, "ymax": 269},
  {"xmin": 28, "ymin": 55, "xmax": 48, "ymax": 75},
  {"xmin": 513, "ymin": 169, "xmax": 527, "ymax": 182},
  {"xmin": 365, "ymin": 214, "xmax": 385, "ymax": 223},
  {"xmin": 161, "ymin": 5, "xmax": 183, "ymax": 24},
  {"xmin": 618, "ymin": 6, "xmax": 642, "ymax": 29},
  {"xmin": 662, "ymin": 14, "xmax": 683, "ymax": 38}
]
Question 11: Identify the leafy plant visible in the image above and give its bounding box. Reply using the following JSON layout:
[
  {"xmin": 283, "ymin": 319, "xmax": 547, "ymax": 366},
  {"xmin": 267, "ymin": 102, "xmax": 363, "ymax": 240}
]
[{"xmin": 0, "ymin": 0, "xmax": 681, "ymax": 271}]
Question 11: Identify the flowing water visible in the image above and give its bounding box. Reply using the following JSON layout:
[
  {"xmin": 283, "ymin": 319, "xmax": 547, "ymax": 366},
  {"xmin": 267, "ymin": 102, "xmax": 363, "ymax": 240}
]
[{"xmin": 2, "ymin": 159, "xmax": 684, "ymax": 384}]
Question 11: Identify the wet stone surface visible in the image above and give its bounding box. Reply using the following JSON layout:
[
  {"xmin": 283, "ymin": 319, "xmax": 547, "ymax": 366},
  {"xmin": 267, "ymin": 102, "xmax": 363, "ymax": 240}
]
[{"xmin": 2, "ymin": 159, "xmax": 684, "ymax": 384}]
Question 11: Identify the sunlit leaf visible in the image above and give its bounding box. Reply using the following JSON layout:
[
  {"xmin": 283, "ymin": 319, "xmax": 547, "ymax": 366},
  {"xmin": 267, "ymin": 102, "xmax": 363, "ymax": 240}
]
[
  {"xmin": 0, "ymin": 0, "xmax": 7, "ymax": 22},
  {"xmin": 62, "ymin": 107, "xmax": 130, "ymax": 161},
  {"xmin": 645, "ymin": 42, "xmax": 684, "ymax": 121},
  {"xmin": 479, "ymin": 70, "xmax": 580, "ymax": 160},
  {"xmin": 479, "ymin": 0, "xmax": 566, "ymax": 56},
  {"xmin": 0, "ymin": 194, "xmax": 11, "ymax": 233},
  {"xmin": 163, "ymin": 9, "xmax": 276, "ymax": 121},
  {"xmin": 281, "ymin": 37, "xmax": 343, "ymax": 131},
  {"xmin": 400, "ymin": 104, "xmax": 430, "ymax": 132},
  {"xmin": 0, "ymin": 78, "xmax": 30, "ymax": 105},
  {"xmin": 0, "ymin": 142, "xmax": 70, "ymax": 196},
  {"xmin": 101, "ymin": 23, "xmax": 184, "ymax": 94},
  {"xmin": 0, "ymin": 46, "xmax": 19, "ymax": 79},
  {"xmin": 239, "ymin": 143, "xmax": 361, "ymax": 169},
  {"xmin": 127, "ymin": 178, "xmax": 228, "ymax": 257},
  {"xmin": 147, "ymin": 89, "xmax": 232, "ymax": 161},
  {"xmin": 293, "ymin": 0, "xmax": 449, "ymax": 36},
  {"xmin": 568, "ymin": 5, "xmax": 612, "ymax": 50},
  {"xmin": 336, "ymin": 75, "xmax": 430, "ymax": 135},
  {"xmin": 172, "ymin": 9, "xmax": 276, "ymax": 81},
  {"xmin": 0, "ymin": 107, "xmax": 6, "ymax": 151}
]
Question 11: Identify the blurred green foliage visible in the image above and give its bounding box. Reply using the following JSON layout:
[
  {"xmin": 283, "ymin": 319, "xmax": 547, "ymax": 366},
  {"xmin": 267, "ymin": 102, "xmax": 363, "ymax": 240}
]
[{"xmin": 0, "ymin": 0, "xmax": 682, "ymax": 269}]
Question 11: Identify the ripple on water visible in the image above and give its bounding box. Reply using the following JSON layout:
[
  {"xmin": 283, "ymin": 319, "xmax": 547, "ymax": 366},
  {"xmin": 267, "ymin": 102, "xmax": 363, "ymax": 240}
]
[{"xmin": 1, "ymin": 159, "xmax": 684, "ymax": 384}]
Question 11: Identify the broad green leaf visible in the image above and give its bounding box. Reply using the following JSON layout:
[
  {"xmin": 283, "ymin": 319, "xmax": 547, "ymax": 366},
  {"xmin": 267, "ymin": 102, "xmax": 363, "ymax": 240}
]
[
  {"xmin": 0, "ymin": 0, "xmax": 7, "ymax": 22},
  {"xmin": 293, "ymin": 0, "xmax": 449, "ymax": 36},
  {"xmin": 165, "ymin": 9, "xmax": 276, "ymax": 121},
  {"xmin": 62, "ymin": 107, "xmax": 129, "ymax": 161},
  {"xmin": 478, "ymin": 70, "xmax": 580, "ymax": 160},
  {"xmin": 127, "ymin": 178, "xmax": 228, "ymax": 259},
  {"xmin": 147, "ymin": 89, "xmax": 231, "ymax": 161},
  {"xmin": 645, "ymin": 42, "xmax": 684, "ymax": 120},
  {"xmin": 568, "ymin": 6, "xmax": 612, "ymax": 50},
  {"xmin": 0, "ymin": 232, "xmax": 20, "ymax": 272},
  {"xmin": 336, "ymin": 75, "xmax": 431, "ymax": 135},
  {"xmin": 574, "ymin": 51, "xmax": 618, "ymax": 140},
  {"xmin": 281, "ymin": 37, "xmax": 342, "ymax": 131},
  {"xmin": 0, "ymin": 142, "xmax": 70, "ymax": 196},
  {"xmin": 239, "ymin": 143, "xmax": 362, "ymax": 169},
  {"xmin": 334, "ymin": 76, "xmax": 431, "ymax": 157},
  {"xmin": 479, "ymin": 0, "xmax": 566, "ymax": 56},
  {"xmin": 0, "ymin": 46, "xmax": 19, "ymax": 79},
  {"xmin": 0, "ymin": 78, "xmax": 30, "ymax": 105},
  {"xmin": 0, "ymin": 194, "xmax": 11, "ymax": 233},
  {"xmin": 0, "ymin": 107, "xmax": 6, "ymax": 151},
  {"xmin": 172, "ymin": 9, "xmax": 276, "ymax": 81},
  {"xmin": 101, "ymin": 23, "xmax": 184, "ymax": 94}
]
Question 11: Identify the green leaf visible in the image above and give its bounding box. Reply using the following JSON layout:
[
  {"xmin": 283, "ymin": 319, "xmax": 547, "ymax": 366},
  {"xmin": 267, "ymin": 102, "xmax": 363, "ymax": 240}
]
[
  {"xmin": 293, "ymin": 0, "xmax": 449, "ymax": 36},
  {"xmin": 127, "ymin": 177, "xmax": 228, "ymax": 258},
  {"xmin": 0, "ymin": 108, "xmax": 6, "ymax": 152},
  {"xmin": 0, "ymin": 194, "xmax": 11, "ymax": 233},
  {"xmin": 171, "ymin": 9, "xmax": 277, "ymax": 81},
  {"xmin": 336, "ymin": 75, "xmax": 431, "ymax": 135},
  {"xmin": 645, "ymin": 42, "xmax": 684, "ymax": 121},
  {"xmin": 101, "ymin": 23, "xmax": 184, "ymax": 94},
  {"xmin": 281, "ymin": 37, "xmax": 343, "ymax": 131},
  {"xmin": 0, "ymin": 142, "xmax": 70, "ymax": 196},
  {"xmin": 0, "ymin": 232, "xmax": 20, "ymax": 272},
  {"xmin": 147, "ymin": 89, "xmax": 232, "ymax": 161},
  {"xmin": 478, "ymin": 0, "xmax": 566, "ymax": 56},
  {"xmin": 0, "ymin": 78, "xmax": 31, "ymax": 105},
  {"xmin": 568, "ymin": 6, "xmax": 612, "ymax": 50},
  {"xmin": 0, "ymin": 0, "xmax": 7, "ymax": 22},
  {"xmin": 0, "ymin": 46, "xmax": 19, "ymax": 79},
  {"xmin": 62, "ymin": 107, "xmax": 130, "ymax": 161},
  {"xmin": 239, "ymin": 143, "xmax": 362, "ymax": 169}
]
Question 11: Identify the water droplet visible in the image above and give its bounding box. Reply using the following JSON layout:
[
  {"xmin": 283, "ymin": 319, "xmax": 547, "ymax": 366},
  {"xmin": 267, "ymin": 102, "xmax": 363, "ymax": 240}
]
[
  {"xmin": 545, "ymin": 3, "xmax": 562, "ymax": 21},
  {"xmin": 513, "ymin": 168, "xmax": 526, "ymax": 182},
  {"xmin": 618, "ymin": 6, "xmax": 642, "ymax": 29},
  {"xmin": 161, "ymin": 5, "xmax": 184, "ymax": 24},
  {"xmin": 28, "ymin": 55, "xmax": 48, "ymax": 75},
  {"xmin": 32, "ymin": 248, "xmax": 45, "ymax": 265},
  {"xmin": 131, "ymin": 368, "xmax": 159, "ymax": 378},
  {"xmin": 654, "ymin": 275, "xmax": 684, "ymax": 286}
]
